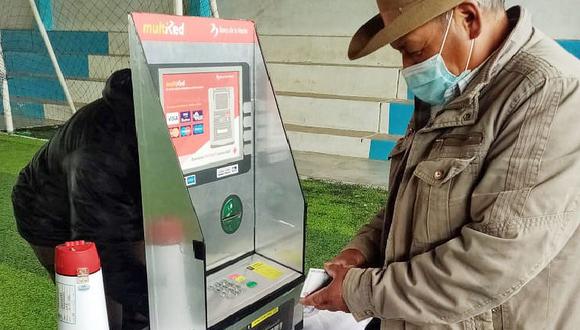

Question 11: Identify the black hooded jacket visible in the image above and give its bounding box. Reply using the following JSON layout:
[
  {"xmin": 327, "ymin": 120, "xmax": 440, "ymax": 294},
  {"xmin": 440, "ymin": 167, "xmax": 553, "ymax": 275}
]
[
  {"xmin": 11, "ymin": 69, "xmax": 150, "ymax": 320},
  {"xmin": 12, "ymin": 68, "xmax": 143, "ymax": 246}
]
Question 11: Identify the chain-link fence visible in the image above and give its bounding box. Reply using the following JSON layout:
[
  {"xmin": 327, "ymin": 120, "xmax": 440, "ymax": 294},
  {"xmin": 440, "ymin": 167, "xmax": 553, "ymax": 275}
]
[{"xmin": 0, "ymin": 0, "xmax": 212, "ymax": 133}]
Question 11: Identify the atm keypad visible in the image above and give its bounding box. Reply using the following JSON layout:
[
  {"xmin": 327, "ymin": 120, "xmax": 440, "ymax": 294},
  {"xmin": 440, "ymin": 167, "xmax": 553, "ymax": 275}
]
[
  {"xmin": 210, "ymin": 279, "xmax": 243, "ymax": 298},
  {"xmin": 210, "ymin": 274, "xmax": 260, "ymax": 299}
]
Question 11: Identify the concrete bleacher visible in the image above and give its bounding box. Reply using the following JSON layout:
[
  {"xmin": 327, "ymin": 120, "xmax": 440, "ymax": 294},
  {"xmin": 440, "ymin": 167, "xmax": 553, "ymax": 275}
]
[
  {"xmin": 221, "ymin": 0, "xmax": 580, "ymax": 161},
  {"xmin": 221, "ymin": 0, "xmax": 413, "ymax": 161},
  {"xmin": 0, "ymin": 0, "xmax": 411, "ymax": 161},
  {"xmin": 0, "ymin": 29, "xmax": 111, "ymax": 119},
  {"xmin": 0, "ymin": 0, "xmax": 174, "ymax": 124}
]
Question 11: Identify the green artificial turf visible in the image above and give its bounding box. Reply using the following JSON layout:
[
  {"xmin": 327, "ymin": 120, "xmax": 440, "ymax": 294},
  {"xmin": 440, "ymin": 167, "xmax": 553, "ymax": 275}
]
[
  {"xmin": 0, "ymin": 134, "xmax": 57, "ymax": 329},
  {"xmin": 301, "ymin": 180, "xmax": 387, "ymax": 271},
  {"xmin": 0, "ymin": 132, "xmax": 387, "ymax": 328}
]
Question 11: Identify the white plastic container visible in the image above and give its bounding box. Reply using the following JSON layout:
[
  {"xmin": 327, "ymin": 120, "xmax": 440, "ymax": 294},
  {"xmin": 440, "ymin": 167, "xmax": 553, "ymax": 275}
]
[{"xmin": 55, "ymin": 240, "xmax": 109, "ymax": 330}]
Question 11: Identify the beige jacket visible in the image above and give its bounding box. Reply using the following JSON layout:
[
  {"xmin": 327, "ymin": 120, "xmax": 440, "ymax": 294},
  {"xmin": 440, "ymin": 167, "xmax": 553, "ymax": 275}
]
[{"xmin": 342, "ymin": 7, "xmax": 580, "ymax": 330}]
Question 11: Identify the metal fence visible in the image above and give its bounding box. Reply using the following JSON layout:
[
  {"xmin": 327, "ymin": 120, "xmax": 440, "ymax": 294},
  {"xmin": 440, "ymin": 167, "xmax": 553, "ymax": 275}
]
[{"xmin": 0, "ymin": 0, "xmax": 213, "ymax": 133}]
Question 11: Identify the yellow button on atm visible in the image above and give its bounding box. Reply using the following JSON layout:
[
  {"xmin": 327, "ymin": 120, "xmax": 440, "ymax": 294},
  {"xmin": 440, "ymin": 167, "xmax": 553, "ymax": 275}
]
[{"xmin": 234, "ymin": 275, "xmax": 246, "ymax": 283}]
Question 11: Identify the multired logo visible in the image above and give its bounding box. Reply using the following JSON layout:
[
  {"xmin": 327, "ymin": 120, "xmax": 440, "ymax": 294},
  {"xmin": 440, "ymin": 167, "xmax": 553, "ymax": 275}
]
[
  {"xmin": 142, "ymin": 21, "xmax": 185, "ymax": 36},
  {"xmin": 166, "ymin": 80, "xmax": 186, "ymax": 88}
]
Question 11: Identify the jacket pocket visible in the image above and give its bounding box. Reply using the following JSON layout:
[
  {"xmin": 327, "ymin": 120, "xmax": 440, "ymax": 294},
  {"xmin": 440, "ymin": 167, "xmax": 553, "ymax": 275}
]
[
  {"xmin": 459, "ymin": 311, "xmax": 495, "ymax": 330},
  {"xmin": 411, "ymin": 156, "xmax": 476, "ymax": 247},
  {"xmin": 491, "ymin": 306, "xmax": 504, "ymax": 330},
  {"xmin": 428, "ymin": 132, "xmax": 484, "ymax": 162}
]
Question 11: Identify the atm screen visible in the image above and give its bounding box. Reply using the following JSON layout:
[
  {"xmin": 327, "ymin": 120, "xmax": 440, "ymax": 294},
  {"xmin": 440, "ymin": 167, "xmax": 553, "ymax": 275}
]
[{"xmin": 159, "ymin": 66, "xmax": 244, "ymax": 173}]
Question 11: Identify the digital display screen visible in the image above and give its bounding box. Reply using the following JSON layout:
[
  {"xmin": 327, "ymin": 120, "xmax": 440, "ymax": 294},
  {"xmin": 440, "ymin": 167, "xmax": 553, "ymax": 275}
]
[
  {"xmin": 215, "ymin": 92, "xmax": 229, "ymax": 110},
  {"xmin": 159, "ymin": 66, "xmax": 244, "ymax": 174}
]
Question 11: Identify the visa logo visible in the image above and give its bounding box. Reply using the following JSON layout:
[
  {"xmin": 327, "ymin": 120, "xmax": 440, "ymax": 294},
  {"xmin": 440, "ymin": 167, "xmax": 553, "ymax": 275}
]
[{"xmin": 166, "ymin": 112, "xmax": 179, "ymax": 125}]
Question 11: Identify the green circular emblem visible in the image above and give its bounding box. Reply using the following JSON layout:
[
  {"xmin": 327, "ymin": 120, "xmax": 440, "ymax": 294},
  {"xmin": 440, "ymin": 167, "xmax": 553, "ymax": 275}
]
[{"xmin": 220, "ymin": 195, "xmax": 243, "ymax": 234}]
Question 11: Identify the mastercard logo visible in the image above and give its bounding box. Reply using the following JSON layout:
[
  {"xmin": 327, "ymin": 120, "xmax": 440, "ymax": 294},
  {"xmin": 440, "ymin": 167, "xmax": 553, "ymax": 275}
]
[{"xmin": 169, "ymin": 127, "xmax": 180, "ymax": 138}]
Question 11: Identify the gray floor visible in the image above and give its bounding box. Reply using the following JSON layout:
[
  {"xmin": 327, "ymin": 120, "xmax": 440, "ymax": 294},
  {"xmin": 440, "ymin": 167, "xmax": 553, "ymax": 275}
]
[
  {"xmin": 304, "ymin": 309, "xmax": 370, "ymax": 329},
  {"xmin": 1, "ymin": 121, "xmax": 390, "ymax": 189},
  {"xmin": 293, "ymin": 151, "xmax": 389, "ymax": 189},
  {"xmin": 0, "ymin": 115, "xmax": 64, "ymax": 131}
]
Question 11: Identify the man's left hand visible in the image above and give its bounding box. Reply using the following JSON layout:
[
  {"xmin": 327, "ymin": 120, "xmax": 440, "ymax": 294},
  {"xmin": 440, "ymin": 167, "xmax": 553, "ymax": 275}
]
[{"xmin": 300, "ymin": 263, "xmax": 351, "ymax": 312}]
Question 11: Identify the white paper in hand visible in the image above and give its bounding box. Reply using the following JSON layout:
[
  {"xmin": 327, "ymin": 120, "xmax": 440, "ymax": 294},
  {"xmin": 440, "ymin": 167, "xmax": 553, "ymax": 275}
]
[{"xmin": 301, "ymin": 268, "xmax": 331, "ymax": 298}]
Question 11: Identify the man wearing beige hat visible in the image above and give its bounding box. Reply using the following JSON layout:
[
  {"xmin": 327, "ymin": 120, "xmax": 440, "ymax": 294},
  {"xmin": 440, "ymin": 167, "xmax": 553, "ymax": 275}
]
[{"xmin": 301, "ymin": 0, "xmax": 580, "ymax": 329}]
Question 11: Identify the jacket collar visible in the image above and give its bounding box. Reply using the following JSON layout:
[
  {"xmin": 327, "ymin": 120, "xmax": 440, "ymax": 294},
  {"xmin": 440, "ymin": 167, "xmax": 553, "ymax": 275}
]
[{"xmin": 417, "ymin": 6, "xmax": 534, "ymax": 133}]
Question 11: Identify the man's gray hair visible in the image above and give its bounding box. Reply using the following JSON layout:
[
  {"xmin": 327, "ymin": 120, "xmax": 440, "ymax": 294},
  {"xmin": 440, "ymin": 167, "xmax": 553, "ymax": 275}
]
[
  {"xmin": 476, "ymin": 0, "xmax": 505, "ymax": 11},
  {"xmin": 438, "ymin": 0, "xmax": 505, "ymax": 24}
]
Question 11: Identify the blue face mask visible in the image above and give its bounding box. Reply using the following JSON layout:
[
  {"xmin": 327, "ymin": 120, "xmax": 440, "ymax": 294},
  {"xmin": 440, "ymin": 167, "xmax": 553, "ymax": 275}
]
[{"xmin": 402, "ymin": 14, "xmax": 475, "ymax": 106}]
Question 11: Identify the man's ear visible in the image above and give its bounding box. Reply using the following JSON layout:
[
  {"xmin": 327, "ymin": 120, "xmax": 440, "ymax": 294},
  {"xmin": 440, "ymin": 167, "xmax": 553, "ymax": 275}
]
[{"xmin": 455, "ymin": 2, "xmax": 482, "ymax": 40}]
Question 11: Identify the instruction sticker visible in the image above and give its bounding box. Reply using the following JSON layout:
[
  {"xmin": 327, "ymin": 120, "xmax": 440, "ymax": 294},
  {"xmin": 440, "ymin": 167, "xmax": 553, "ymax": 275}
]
[
  {"xmin": 216, "ymin": 164, "xmax": 239, "ymax": 178},
  {"xmin": 185, "ymin": 174, "xmax": 197, "ymax": 187},
  {"xmin": 247, "ymin": 262, "xmax": 283, "ymax": 281},
  {"xmin": 58, "ymin": 283, "xmax": 76, "ymax": 324},
  {"xmin": 251, "ymin": 306, "xmax": 279, "ymax": 328}
]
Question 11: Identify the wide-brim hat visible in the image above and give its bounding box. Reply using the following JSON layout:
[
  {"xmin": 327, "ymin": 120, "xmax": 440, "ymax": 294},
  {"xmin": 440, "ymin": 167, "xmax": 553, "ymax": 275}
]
[{"xmin": 349, "ymin": 0, "xmax": 464, "ymax": 60}]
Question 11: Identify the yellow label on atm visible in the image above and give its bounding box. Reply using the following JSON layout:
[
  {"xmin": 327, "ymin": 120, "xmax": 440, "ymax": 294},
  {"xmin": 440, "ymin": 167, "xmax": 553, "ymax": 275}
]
[
  {"xmin": 251, "ymin": 306, "xmax": 279, "ymax": 328},
  {"xmin": 247, "ymin": 262, "xmax": 283, "ymax": 280}
]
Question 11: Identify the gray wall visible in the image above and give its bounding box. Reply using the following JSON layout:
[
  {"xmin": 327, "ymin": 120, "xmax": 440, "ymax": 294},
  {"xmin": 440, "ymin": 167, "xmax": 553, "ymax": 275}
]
[
  {"xmin": 218, "ymin": 0, "xmax": 580, "ymax": 159},
  {"xmin": 507, "ymin": 0, "xmax": 580, "ymax": 39},
  {"xmin": 0, "ymin": 0, "xmax": 34, "ymax": 29},
  {"xmin": 220, "ymin": 0, "xmax": 580, "ymax": 39}
]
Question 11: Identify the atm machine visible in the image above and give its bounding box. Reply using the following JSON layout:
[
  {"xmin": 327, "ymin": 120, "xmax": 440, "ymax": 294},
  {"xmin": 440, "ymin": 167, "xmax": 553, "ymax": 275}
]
[{"xmin": 128, "ymin": 13, "xmax": 306, "ymax": 330}]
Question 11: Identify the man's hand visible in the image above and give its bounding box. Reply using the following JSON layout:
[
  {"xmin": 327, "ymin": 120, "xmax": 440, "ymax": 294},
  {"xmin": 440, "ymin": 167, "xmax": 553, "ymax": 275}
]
[
  {"xmin": 300, "ymin": 263, "xmax": 351, "ymax": 312},
  {"xmin": 326, "ymin": 249, "xmax": 367, "ymax": 268}
]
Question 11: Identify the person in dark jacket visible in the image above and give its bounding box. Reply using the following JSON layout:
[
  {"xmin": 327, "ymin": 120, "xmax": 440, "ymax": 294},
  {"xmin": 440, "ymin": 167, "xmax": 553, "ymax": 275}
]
[{"xmin": 11, "ymin": 69, "xmax": 148, "ymax": 330}]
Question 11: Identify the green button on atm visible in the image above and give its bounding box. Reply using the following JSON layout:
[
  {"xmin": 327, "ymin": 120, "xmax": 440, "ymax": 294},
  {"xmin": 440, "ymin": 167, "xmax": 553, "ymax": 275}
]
[{"xmin": 220, "ymin": 195, "xmax": 243, "ymax": 234}]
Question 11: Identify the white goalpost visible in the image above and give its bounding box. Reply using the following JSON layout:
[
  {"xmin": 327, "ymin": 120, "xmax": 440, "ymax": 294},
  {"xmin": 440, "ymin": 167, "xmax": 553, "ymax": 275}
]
[
  {"xmin": 174, "ymin": 0, "xmax": 184, "ymax": 16},
  {"xmin": 0, "ymin": 0, "xmax": 215, "ymax": 133},
  {"xmin": 0, "ymin": 35, "xmax": 13, "ymax": 133},
  {"xmin": 210, "ymin": 0, "xmax": 220, "ymax": 18},
  {"xmin": 28, "ymin": 0, "xmax": 76, "ymax": 115}
]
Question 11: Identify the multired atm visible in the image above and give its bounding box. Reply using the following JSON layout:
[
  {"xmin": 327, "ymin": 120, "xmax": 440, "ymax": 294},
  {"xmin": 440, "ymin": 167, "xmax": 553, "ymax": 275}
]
[{"xmin": 129, "ymin": 13, "xmax": 306, "ymax": 330}]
